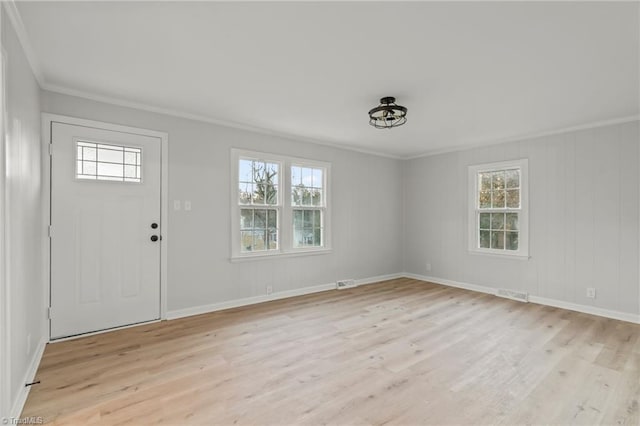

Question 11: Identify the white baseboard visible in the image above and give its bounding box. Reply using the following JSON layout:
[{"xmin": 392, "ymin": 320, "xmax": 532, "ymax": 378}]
[
  {"xmin": 526, "ymin": 295, "xmax": 640, "ymax": 324},
  {"xmin": 166, "ymin": 273, "xmax": 404, "ymax": 320},
  {"xmin": 404, "ymin": 273, "xmax": 640, "ymax": 324},
  {"xmin": 10, "ymin": 337, "xmax": 46, "ymax": 419},
  {"xmin": 355, "ymin": 273, "xmax": 404, "ymax": 286}
]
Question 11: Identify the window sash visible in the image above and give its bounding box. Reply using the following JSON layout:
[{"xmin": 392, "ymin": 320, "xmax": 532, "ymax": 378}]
[
  {"xmin": 239, "ymin": 206, "xmax": 281, "ymax": 253},
  {"xmin": 292, "ymin": 207, "xmax": 325, "ymax": 249}
]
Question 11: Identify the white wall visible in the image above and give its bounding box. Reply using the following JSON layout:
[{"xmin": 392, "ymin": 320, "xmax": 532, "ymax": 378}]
[
  {"xmin": 1, "ymin": 8, "xmax": 46, "ymax": 419},
  {"xmin": 404, "ymin": 121, "xmax": 640, "ymax": 317},
  {"xmin": 40, "ymin": 90, "xmax": 405, "ymax": 314}
]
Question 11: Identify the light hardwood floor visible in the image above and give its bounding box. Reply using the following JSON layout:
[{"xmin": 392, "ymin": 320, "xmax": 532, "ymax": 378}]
[{"xmin": 22, "ymin": 278, "xmax": 639, "ymax": 425}]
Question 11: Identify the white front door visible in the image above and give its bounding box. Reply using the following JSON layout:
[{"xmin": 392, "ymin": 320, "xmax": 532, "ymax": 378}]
[{"xmin": 50, "ymin": 122, "xmax": 162, "ymax": 339}]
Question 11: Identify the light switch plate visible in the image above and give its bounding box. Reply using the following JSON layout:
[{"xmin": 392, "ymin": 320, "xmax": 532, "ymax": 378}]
[{"xmin": 173, "ymin": 200, "xmax": 181, "ymax": 210}]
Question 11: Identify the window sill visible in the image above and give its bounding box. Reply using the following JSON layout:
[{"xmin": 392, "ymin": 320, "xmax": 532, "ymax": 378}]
[
  {"xmin": 230, "ymin": 248, "xmax": 333, "ymax": 262},
  {"xmin": 468, "ymin": 249, "xmax": 530, "ymax": 260}
]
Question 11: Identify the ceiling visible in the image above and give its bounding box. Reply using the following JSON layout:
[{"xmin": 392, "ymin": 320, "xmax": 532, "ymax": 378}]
[{"xmin": 15, "ymin": 1, "xmax": 640, "ymax": 158}]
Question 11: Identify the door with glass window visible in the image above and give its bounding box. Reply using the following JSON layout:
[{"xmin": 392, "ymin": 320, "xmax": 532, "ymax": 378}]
[{"xmin": 50, "ymin": 122, "xmax": 161, "ymax": 339}]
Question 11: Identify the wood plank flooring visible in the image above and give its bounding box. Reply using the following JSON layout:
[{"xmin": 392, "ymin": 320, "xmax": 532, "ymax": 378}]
[{"xmin": 22, "ymin": 278, "xmax": 640, "ymax": 425}]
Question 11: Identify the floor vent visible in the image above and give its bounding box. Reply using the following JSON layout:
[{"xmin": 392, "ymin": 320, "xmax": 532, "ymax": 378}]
[
  {"xmin": 336, "ymin": 279, "xmax": 356, "ymax": 290},
  {"xmin": 496, "ymin": 288, "xmax": 529, "ymax": 303}
]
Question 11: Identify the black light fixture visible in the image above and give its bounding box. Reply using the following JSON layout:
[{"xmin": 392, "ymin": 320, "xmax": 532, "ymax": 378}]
[{"xmin": 368, "ymin": 96, "xmax": 407, "ymax": 129}]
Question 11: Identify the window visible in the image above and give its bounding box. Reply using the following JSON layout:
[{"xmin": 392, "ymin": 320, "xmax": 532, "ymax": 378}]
[
  {"xmin": 291, "ymin": 165, "xmax": 325, "ymax": 248},
  {"xmin": 468, "ymin": 159, "xmax": 528, "ymax": 257},
  {"xmin": 238, "ymin": 158, "xmax": 280, "ymax": 253},
  {"xmin": 232, "ymin": 149, "xmax": 330, "ymax": 259},
  {"xmin": 76, "ymin": 140, "xmax": 142, "ymax": 182}
]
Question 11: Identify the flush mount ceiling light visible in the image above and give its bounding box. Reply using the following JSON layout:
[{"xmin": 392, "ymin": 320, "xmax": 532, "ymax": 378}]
[{"xmin": 368, "ymin": 96, "xmax": 408, "ymax": 129}]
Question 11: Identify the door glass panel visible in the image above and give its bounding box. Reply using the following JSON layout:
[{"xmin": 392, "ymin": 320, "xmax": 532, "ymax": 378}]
[{"xmin": 76, "ymin": 141, "xmax": 142, "ymax": 183}]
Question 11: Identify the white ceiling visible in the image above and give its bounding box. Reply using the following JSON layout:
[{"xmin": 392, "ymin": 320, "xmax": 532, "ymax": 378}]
[{"xmin": 16, "ymin": 1, "xmax": 640, "ymax": 158}]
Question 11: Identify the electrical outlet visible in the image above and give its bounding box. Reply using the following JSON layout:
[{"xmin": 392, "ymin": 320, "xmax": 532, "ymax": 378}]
[
  {"xmin": 586, "ymin": 288, "xmax": 596, "ymax": 299},
  {"xmin": 266, "ymin": 285, "xmax": 273, "ymax": 295},
  {"xmin": 425, "ymin": 262, "xmax": 432, "ymax": 272}
]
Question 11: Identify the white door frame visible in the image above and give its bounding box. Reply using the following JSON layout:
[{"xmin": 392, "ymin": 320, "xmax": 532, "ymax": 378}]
[{"xmin": 42, "ymin": 113, "xmax": 169, "ymax": 341}]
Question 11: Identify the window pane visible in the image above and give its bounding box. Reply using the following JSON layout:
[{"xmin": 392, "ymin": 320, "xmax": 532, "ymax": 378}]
[
  {"xmin": 264, "ymin": 184, "xmax": 278, "ymax": 205},
  {"xmin": 292, "ymin": 186, "xmax": 303, "ymax": 206},
  {"xmin": 267, "ymin": 209, "xmax": 277, "ymax": 229},
  {"xmin": 124, "ymin": 151, "xmax": 137, "ymax": 165},
  {"xmin": 291, "ymin": 166, "xmax": 302, "ymax": 186},
  {"xmin": 302, "ymin": 188, "xmax": 311, "ymax": 205},
  {"xmin": 240, "ymin": 209, "xmax": 253, "ymax": 229},
  {"xmin": 293, "ymin": 229, "xmax": 305, "ymax": 248},
  {"xmin": 301, "ymin": 167, "xmax": 313, "ymax": 187},
  {"xmin": 97, "ymin": 162, "xmax": 124, "ymax": 178},
  {"xmin": 303, "ymin": 210, "xmax": 313, "ymax": 227},
  {"xmin": 479, "ymin": 213, "xmax": 490, "ymax": 230},
  {"xmin": 492, "ymin": 172, "xmax": 505, "ymax": 190},
  {"xmin": 254, "ymin": 209, "xmax": 266, "ymax": 228},
  {"xmin": 491, "ymin": 213, "xmax": 504, "ymax": 230},
  {"xmin": 479, "ymin": 230, "xmax": 490, "ymax": 248},
  {"xmin": 267, "ymin": 228, "xmax": 278, "ymax": 250},
  {"xmin": 239, "ymin": 183, "xmax": 252, "ymax": 204},
  {"xmin": 97, "ymin": 147, "xmax": 123, "ymax": 164},
  {"xmin": 506, "ymin": 231, "xmax": 519, "ymax": 250},
  {"xmin": 124, "ymin": 165, "xmax": 137, "ymax": 178},
  {"xmin": 313, "ymin": 210, "xmax": 321, "ymax": 227},
  {"xmin": 266, "ymin": 162, "xmax": 279, "ymax": 185},
  {"xmin": 312, "ymin": 169, "xmax": 323, "ymax": 188},
  {"xmin": 491, "ymin": 231, "xmax": 504, "ymax": 249},
  {"xmin": 506, "ymin": 189, "xmax": 520, "ymax": 208},
  {"xmin": 293, "ymin": 210, "xmax": 303, "ymax": 225},
  {"xmin": 82, "ymin": 146, "xmax": 96, "ymax": 161},
  {"xmin": 239, "ymin": 159, "xmax": 253, "ymax": 182},
  {"xmin": 505, "ymin": 213, "xmax": 518, "ymax": 231},
  {"xmin": 492, "ymin": 190, "xmax": 505, "ymax": 208},
  {"xmin": 82, "ymin": 161, "xmax": 97, "ymax": 176},
  {"xmin": 240, "ymin": 231, "xmax": 254, "ymax": 252},
  {"xmin": 311, "ymin": 189, "xmax": 322, "ymax": 206},
  {"xmin": 479, "ymin": 191, "xmax": 491, "ymax": 208},
  {"xmin": 253, "ymin": 185, "xmax": 265, "ymax": 204},
  {"xmin": 313, "ymin": 228, "xmax": 322, "ymax": 246},
  {"xmin": 253, "ymin": 230, "xmax": 267, "ymax": 251},
  {"xmin": 505, "ymin": 169, "xmax": 519, "ymax": 188},
  {"xmin": 480, "ymin": 173, "xmax": 491, "ymax": 191}
]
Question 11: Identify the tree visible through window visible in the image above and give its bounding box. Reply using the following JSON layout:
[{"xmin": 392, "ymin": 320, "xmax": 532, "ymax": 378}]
[
  {"xmin": 233, "ymin": 150, "xmax": 330, "ymax": 258},
  {"xmin": 291, "ymin": 166, "xmax": 324, "ymax": 248},
  {"xmin": 469, "ymin": 159, "xmax": 528, "ymax": 257},
  {"xmin": 238, "ymin": 159, "xmax": 279, "ymax": 252}
]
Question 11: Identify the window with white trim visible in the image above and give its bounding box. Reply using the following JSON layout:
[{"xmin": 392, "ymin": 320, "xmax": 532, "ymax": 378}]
[
  {"xmin": 232, "ymin": 149, "xmax": 330, "ymax": 259},
  {"xmin": 468, "ymin": 159, "xmax": 528, "ymax": 257},
  {"xmin": 291, "ymin": 165, "xmax": 325, "ymax": 248}
]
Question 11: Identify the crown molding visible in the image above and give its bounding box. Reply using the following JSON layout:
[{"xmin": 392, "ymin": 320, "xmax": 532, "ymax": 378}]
[
  {"xmin": 1, "ymin": 0, "xmax": 45, "ymax": 87},
  {"xmin": 41, "ymin": 82, "xmax": 404, "ymax": 160},
  {"xmin": 402, "ymin": 115, "xmax": 640, "ymax": 160}
]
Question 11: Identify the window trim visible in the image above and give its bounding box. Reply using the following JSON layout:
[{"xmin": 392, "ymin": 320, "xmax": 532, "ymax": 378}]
[
  {"xmin": 468, "ymin": 159, "xmax": 529, "ymax": 258},
  {"xmin": 230, "ymin": 149, "xmax": 331, "ymax": 260}
]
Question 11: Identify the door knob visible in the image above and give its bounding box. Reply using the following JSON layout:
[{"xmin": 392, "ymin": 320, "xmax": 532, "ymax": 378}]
[
  {"xmin": 151, "ymin": 223, "xmax": 158, "ymax": 229},
  {"xmin": 150, "ymin": 235, "xmax": 159, "ymax": 242}
]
